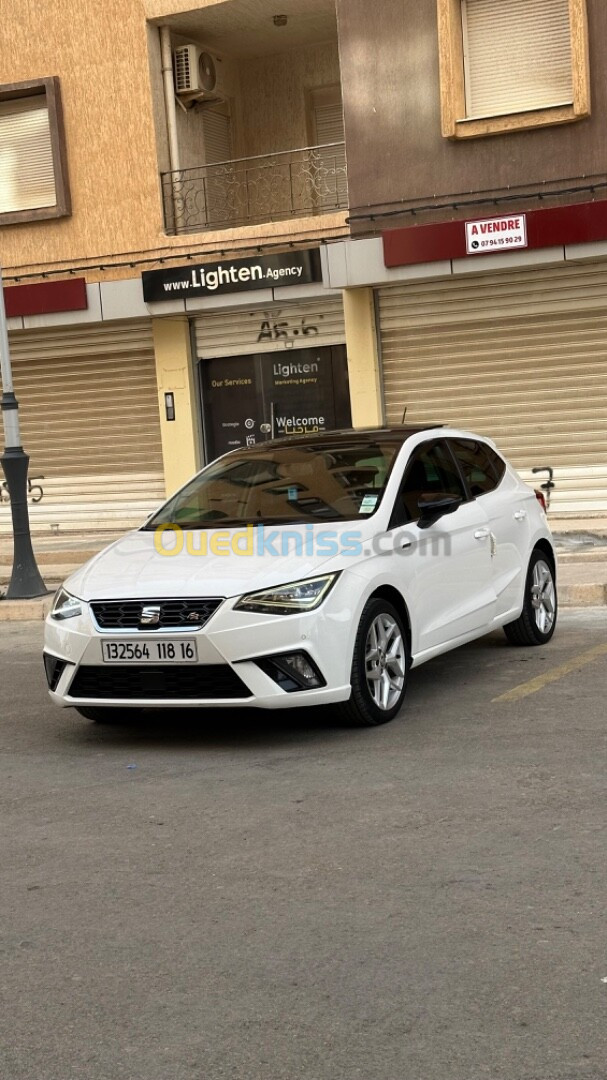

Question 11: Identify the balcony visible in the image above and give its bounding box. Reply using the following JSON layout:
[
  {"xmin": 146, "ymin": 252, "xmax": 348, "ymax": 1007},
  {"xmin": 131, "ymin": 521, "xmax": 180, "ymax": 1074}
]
[{"xmin": 161, "ymin": 142, "xmax": 348, "ymax": 235}]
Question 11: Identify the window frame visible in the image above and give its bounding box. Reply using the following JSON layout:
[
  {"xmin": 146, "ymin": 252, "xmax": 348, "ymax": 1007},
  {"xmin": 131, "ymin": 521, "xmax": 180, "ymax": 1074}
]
[
  {"xmin": 0, "ymin": 76, "xmax": 71, "ymax": 225},
  {"xmin": 436, "ymin": 0, "xmax": 591, "ymax": 139}
]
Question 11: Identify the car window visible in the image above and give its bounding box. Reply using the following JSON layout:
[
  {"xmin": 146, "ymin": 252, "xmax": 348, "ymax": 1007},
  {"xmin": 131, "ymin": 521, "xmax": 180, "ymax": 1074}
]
[
  {"xmin": 145, "ymin": 440, "xmax": 403, "ymax": 528},
  {"xmin": 484, "ymin": 445, "xmax": 506, "ymax": 484},
  {"xmin": 393, "ymin": 440, "xmax": 466, "ymax": 525},
  {"xmin": 449, "ymin": 438, "xmax": 505, "ymax": 496}
]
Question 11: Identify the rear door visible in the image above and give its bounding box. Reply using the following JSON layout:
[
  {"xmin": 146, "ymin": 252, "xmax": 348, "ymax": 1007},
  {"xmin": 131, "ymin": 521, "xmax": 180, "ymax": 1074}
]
[{"xmin": 389, "ymin": 439, "xmax": 496, "ymax": 655}]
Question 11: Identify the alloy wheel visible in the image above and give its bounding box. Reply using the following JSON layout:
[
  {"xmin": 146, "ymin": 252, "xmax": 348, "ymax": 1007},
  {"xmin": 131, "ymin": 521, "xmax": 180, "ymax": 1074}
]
[
  {"xmin": 530, "ymin": 559, "xmax": 556, "ymax": 635},
  {"xmin": 364, "ymin": 613, "xmax": 406, "ymax": 711}
]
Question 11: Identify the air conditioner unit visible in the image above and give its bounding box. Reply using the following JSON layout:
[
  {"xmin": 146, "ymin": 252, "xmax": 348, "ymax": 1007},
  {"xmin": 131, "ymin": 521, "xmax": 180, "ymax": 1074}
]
[{"xmin": 173, "ymin": 45, "xmax": 218, "ymax": 97}]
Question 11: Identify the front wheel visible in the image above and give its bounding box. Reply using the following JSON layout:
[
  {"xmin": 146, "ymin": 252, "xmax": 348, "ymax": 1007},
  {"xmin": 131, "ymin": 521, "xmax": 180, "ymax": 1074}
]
[
  {"xmin": 503, "ymin": 549, "xmax": 557, "ymax": 646},
  {"xmin": 339, "ymin": 598, "xmax": 409, "ymax": 726}
]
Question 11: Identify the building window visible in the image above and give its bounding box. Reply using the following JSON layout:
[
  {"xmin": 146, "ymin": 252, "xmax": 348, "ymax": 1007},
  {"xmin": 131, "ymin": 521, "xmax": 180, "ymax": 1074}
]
[
  {"xmin": 0, "ymin": 77, "xmax": 71, "ymax": 224},
  {"xmin": 437, "ymin": 0, "xmax": 590, "ymax": 139}
]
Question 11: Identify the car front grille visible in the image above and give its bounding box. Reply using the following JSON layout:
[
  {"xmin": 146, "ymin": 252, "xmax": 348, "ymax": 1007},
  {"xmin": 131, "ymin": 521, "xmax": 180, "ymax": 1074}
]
[
  {"xmin": 69, "ymin": 665, "xmax": 252, "ymax": 701},
  {"xmin": 90, "ymin": 598, "xmax": 223, "ymax": 631}
]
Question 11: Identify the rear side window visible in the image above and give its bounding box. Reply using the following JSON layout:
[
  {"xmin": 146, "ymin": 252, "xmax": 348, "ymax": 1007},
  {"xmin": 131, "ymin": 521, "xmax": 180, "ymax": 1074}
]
[{"xmin": 450, "ymin": 438, "xmax": 506, "ymax": 496}]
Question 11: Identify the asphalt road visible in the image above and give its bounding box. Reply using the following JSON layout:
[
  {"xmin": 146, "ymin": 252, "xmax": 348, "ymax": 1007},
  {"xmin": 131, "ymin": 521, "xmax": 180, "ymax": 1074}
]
[{"xmin": 1, "ymin": 610, "xmax": 607, "ymax": 1080}]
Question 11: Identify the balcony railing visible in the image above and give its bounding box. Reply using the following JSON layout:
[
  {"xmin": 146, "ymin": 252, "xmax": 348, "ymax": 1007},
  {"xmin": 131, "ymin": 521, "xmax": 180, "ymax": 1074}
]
[{"xmin": 161, "ymin": 143, "xmax": 348, "ymax": 234}]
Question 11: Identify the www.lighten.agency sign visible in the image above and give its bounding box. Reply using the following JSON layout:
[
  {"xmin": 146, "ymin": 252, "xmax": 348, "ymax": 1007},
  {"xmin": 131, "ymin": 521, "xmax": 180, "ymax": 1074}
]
[{"xmin": 142, "ymin": 249, "xmax": 322, "ymax": 302}]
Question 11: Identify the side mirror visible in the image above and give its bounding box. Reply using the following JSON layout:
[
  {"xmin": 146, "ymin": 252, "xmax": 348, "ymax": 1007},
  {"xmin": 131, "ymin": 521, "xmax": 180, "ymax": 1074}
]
[{"xmin": 417, "ymin": 493, "xmax": 462, "ymax": 530}]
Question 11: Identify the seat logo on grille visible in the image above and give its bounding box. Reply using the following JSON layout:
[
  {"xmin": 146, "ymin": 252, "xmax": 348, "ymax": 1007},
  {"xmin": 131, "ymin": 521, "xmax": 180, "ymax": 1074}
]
[{"xmin": 140, "ymin": 605, "xmax": 161, "ymax": 626}]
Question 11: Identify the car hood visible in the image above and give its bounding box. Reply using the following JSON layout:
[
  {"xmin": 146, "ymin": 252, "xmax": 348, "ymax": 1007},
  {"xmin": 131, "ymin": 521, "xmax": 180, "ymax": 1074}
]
[{"xmin": 63, "ymin": 523, "xmax": 373, "ymax": 602}]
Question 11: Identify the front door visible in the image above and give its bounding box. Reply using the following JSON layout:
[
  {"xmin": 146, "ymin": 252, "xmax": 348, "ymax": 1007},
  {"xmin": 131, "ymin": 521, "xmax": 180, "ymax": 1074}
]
[
  {"xmin": 389, "ymin": 439, "xmax": 497, "ymax": 655},
  {"xmin": 200, "ymin": 344, "xmax": 351, "ymax": 460}
]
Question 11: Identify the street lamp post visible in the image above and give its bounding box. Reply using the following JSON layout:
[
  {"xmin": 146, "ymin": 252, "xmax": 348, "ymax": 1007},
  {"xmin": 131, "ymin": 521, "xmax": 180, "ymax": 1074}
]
[{"xmin": 0, "ymin": 265, "xmax": 48, "ymax": 599}]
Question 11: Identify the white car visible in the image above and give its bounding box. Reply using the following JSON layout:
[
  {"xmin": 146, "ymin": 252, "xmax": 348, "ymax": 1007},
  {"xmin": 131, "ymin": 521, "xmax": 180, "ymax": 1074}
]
[{"xmin": 44, "ymin": 427, "xmax": 557, "ymax": 727}]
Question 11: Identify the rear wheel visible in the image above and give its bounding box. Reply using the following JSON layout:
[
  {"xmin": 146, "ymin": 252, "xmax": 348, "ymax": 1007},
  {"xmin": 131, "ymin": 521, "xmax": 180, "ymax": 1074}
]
[
  {"xmin": 340, "ymin": 598, "xmax": 408, "ymax": 726},
  {"xmin": 74, "ymin": 707, "xmax": 144, "ymax": 724},
  {"xmin": 503, "ymin": 549, "xmax": 557, "ymax": 646}
]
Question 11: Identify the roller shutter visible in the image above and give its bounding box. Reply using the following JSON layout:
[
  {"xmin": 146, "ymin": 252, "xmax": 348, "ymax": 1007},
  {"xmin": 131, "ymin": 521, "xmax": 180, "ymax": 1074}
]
[
  {"xmin": 313, "ymin": 101, "xmax": 347, "ymax": 210},
  {"xmin": 1, "ymin": 321, "xmax": 165, "ymax": 532},
  {"xmin": 202, "ymin": 107, "xmax": 232, "ymax": 164},
  {"xmin": 0, "ymin": 95, "xmax": 56, "ymax": 213},
  {"xmin": 194, "ymin": 295, "xmax": 345, "ymax": 358},
  {"xmin": 462, "ymin": 0, "xmax": 573, "ymax": 118},
  {"xmin": 378, "ymin": 261, "xmax": 607, "ymax": 515}
]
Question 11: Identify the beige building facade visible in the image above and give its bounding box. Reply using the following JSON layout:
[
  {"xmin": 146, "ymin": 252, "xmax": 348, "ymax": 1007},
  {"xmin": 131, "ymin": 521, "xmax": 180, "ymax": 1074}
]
[
  {"xmin": 1, "ymin": 0, "xmax": 370, "ymax": 532},
  {"xmin": 2, "ymin": 0, "xmax": 606, "ymax": 529}
]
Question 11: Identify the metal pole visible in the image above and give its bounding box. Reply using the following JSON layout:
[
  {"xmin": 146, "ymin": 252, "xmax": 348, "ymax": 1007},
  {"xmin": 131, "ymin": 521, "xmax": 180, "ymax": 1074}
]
[
  {"xmin": 0, "ymin": 265, "xmax": 48, "ymax": 598},
  {"xmin": 160, "ymin": 25, "xmax": 183, "ymax": 234}
]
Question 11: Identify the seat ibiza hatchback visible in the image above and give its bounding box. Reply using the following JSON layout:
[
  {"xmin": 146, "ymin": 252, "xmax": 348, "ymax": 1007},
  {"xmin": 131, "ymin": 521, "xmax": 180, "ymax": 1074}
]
[{"xmin": 44, "ymin": 427, "xmax": 557, "ymax": 726}]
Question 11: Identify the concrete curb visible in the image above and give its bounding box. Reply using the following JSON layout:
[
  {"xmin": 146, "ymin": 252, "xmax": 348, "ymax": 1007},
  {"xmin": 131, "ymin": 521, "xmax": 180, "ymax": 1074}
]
[
  {"xmin": 0, "ymin": 596, "xmax": 54, "ymax": 621},
  {"xmin": 559, "ymin": 583, "xmax": 607, "ymax": 608},
  {"xmin": 1, "ymin": 567, "xmax": 72, "ymax": 588}
]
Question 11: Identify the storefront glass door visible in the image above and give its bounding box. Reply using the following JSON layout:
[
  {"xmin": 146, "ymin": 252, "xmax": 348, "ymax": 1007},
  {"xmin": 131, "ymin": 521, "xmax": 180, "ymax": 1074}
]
[{"xmin": 200, "ymin": 344, "xmax": 351, "ymax": 460}]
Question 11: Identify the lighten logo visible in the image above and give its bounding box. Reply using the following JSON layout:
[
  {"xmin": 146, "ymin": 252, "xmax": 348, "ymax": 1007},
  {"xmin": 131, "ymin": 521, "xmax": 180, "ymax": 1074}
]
[{"xmin": 140, "ymin": 605, "xmax": 161, "ymax": 626}]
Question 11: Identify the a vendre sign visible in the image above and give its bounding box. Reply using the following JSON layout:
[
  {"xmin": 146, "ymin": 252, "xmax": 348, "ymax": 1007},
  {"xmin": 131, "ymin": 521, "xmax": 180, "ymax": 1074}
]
[{"xmin": 465, "ymin": 213, "xmax": 527, "ymax": 254}]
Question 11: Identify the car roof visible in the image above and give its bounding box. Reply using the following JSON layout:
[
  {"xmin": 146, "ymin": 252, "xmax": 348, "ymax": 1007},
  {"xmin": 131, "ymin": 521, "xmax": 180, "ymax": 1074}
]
[{"xmin": 261, "ymin": 425, "xmax": 443, "ymax": 450}]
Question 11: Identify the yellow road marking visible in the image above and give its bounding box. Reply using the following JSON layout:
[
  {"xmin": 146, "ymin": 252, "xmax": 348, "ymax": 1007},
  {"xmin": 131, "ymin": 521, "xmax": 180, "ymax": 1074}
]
[{"xmin": 492, "ymin": 642, "xmax": 607, "ymax": 704}]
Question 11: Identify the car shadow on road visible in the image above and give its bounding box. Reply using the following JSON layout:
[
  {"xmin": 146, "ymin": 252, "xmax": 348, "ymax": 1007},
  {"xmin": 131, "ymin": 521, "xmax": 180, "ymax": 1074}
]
[
  {"xmin": 60, "ymin": 631, "xmax": 521, "ymax": 752},
  {"xmin": 71, "ymin": 703, "xmax": 360, "ymax": 753}
]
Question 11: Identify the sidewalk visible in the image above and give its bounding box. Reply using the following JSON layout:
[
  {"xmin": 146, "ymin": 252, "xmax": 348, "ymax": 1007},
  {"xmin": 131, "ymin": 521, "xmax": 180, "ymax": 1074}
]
[{"xmin": 1, "ymin": 526, "xmax": 607, "ymax": 621}]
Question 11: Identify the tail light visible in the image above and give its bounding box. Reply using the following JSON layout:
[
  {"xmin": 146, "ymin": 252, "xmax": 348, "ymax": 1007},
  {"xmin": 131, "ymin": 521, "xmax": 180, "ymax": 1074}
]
[{"xmin": 534, "ymin": 489, "xmax": 547, "ymax": 512}]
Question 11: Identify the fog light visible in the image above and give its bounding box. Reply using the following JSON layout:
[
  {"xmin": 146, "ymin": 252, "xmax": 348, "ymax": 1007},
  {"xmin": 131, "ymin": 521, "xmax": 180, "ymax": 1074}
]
[{"xmin": 255, "ymin": 651, "xmax": 325, "ymax": 693}]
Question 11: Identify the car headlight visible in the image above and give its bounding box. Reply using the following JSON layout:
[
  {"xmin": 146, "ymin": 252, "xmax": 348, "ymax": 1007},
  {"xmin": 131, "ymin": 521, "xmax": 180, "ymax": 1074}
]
[
  {"xmin": 234, "ymin": 573, "xmax": 339, "ymax": 615},
  {"xmin": 51, "ymin": 587, "xmax": 83, "ymax": 621}
]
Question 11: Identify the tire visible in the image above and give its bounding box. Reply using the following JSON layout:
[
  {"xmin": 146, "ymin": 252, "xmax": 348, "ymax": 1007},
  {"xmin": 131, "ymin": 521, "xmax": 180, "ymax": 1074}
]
[
  {"xmin": 503, "ymin": 548, "xmax": 557, "ymax": 647},
  {"xmin": 339, "ymin": 598, "xmax": 409, "ymax": 726},
  {"xmin": 74, "ymin": 707, "xmax": 144, "ymax": 724}
]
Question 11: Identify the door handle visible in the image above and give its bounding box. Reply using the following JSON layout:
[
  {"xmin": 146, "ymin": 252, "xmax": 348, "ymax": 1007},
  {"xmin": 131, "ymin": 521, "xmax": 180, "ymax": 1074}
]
[
  {"xmin": 514, "ymin": 510, "xmax": 527, "ymax": 521},
  {"xmin": 474, "ymin": 528, "xmax": 490, "ymax": 540}
]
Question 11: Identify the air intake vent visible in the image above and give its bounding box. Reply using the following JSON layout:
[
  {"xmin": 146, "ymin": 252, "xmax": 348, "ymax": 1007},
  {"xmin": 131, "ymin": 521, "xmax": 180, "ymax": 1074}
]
[{"xmin": 69, "ymin": 665, "xmax": 252, "ymax": 700}]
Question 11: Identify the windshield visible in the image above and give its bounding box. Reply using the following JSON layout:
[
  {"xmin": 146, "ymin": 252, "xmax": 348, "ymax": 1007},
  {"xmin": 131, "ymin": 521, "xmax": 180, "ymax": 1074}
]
[{"xmin": 144, "ymin": 440, "xmax": 403, "ymax": 529}]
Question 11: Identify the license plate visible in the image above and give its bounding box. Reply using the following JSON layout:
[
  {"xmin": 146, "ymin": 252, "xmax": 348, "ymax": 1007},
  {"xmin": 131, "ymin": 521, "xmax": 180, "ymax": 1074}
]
[{"xmin": 101, "ymin": 639, "xmax": 198, "ymax": 664}]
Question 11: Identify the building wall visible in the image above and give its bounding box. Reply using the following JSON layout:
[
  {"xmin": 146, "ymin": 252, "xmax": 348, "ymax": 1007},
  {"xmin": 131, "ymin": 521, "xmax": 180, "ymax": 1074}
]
[
  {"xmin": 0, "ymin": 0, "xmax": 165, "ymax": 272},
  {"xmin": 168, "ymin": 41, "xmax": 341, "ymax": 171},
  {"xmin": 336, "ymin": 0, "xmax": 607, "ymax": 224},
  {"xmin": 0, "ymin": 1, "xmax": 347, "ymax": 282},
  {"xmin": 144, "ymin": 0, "xmax": 227, "ymax": 17},
  {"xmin": 238, "ymin": 43, "xmax": 341, "ymax": 157}
]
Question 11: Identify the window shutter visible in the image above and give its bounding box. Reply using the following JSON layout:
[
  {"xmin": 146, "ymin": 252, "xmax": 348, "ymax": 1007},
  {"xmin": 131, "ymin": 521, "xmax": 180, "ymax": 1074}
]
[
  {"xmin": 202, "ymin": 109, "xmax": 232, "ymax": 164},
  {"xmin": 0, "ymin": 95, "xmax": 56, "ymax": 213},
  {"xmin": 462, "ymin": 0, "xmax": 573, "ymax": 118},
  {"xmin": 314, "ymin": 102, "xmax": 345, "ymax": 146},
  {"xmin": 313, "ymin": 102, "xmax": 347, "ymax": 210}
]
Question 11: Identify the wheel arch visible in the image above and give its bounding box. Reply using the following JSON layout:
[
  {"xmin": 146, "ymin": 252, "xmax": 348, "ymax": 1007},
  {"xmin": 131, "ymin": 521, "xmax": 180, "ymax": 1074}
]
[
  {"xmin": 367, "ymin": 585, "xmax": 412, "ymax": 658},
  {"xmin": 533, "ymin": 537, "xmax": 556, "ymax": 576}
]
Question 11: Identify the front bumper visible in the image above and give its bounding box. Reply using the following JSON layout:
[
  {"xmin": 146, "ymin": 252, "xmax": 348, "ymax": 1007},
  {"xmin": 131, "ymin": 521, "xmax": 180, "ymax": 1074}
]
[{"xmin": 44, "ymin": 588, "xmax": 355, "ymax": 711}]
